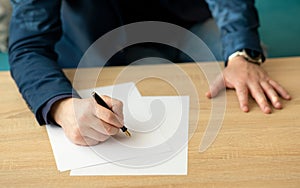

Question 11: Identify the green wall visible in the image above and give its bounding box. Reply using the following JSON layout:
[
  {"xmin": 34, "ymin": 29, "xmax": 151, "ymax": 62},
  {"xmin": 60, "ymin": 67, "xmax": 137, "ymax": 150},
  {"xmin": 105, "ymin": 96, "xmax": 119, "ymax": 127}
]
[
  {"xmin": 256, "ymin": 0, "xmax": 300, "ymax": 58},
  {"xmin": 0, "ymin": 53, "xmax": 9, "ymax": 71}
]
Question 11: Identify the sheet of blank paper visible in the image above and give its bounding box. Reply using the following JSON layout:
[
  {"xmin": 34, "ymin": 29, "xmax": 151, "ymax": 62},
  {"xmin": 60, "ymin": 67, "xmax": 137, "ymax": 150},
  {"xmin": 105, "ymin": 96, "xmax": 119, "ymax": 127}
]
[{"xmin": 46, "ymin": 82, "xmax": 189, "ymax": 175}]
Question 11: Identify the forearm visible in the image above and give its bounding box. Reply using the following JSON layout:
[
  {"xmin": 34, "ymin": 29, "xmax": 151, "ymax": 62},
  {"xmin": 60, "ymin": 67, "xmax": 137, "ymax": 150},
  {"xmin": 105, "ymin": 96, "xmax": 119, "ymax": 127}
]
[
  {"xmin": 205, "ymin": 0, "xmax": 264, "ymax": 62},
  {"xmin": 9, "ymin": 0, "xmax": 75, "ymax": 124}
]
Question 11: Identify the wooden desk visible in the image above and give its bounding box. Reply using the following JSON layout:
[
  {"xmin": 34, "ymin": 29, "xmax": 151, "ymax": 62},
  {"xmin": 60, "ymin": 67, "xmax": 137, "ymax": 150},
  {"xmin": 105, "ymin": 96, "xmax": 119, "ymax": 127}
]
[{"xmin": 0, "ymin": 57, "xmax": 299, "ymax": 187}]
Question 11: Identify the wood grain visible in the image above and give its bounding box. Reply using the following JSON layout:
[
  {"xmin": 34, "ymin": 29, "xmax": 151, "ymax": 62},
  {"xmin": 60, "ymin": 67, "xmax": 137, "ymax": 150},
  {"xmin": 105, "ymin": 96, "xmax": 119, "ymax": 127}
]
[{"xmin": 0, "ymin": 57, "xmax": 299, "ymax": 187}]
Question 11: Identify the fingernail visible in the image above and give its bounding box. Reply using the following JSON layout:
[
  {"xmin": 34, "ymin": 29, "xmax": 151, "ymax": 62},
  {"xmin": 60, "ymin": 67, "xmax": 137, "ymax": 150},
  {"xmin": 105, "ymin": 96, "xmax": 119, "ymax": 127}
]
[
  {"xmin": 264, "ymin": 106, "xmax": 272, "ymax": 114},
  {"xmin": 242, "ymin": 106, "xmax": 249, "ymax": 112},
  {"xmin": 275, "ymin": 102, "xmax": 282, "ymax": 109},
  {"xmin": 205, "ymin": 92, "xmax": 211, "ymax": 98}
]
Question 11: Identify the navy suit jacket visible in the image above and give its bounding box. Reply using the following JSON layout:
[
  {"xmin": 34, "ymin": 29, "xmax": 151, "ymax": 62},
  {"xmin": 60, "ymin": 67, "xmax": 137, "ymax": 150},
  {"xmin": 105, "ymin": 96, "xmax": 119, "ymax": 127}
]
[{"xmin": 9, "ymin": 0, "xmax": 263, "ymax": 125}]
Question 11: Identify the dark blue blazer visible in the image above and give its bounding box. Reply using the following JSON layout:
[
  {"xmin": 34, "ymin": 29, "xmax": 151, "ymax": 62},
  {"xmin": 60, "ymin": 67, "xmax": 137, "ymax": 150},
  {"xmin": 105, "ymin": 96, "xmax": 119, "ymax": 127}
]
[{"xmin": 9, "ymin": 0, "xmax": 263, "ymax": 124}]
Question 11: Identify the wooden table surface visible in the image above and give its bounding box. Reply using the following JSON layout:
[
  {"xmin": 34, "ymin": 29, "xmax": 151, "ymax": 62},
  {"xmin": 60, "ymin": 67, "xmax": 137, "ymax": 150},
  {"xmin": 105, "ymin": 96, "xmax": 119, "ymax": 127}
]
[{"xmin": 0, "ymin": 57, "xmax": 299, "ymax": 187}]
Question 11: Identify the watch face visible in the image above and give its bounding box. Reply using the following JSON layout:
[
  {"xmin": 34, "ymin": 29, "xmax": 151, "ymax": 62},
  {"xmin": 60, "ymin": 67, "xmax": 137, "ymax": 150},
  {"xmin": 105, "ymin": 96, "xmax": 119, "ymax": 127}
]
[{"xmin": 245, "ymin": 49, "xmax": 261, "ymax": 60}]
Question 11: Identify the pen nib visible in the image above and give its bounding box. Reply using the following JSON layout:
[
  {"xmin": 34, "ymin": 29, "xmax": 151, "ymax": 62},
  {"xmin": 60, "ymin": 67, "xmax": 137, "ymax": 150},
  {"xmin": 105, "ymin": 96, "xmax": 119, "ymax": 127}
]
[{"xmin": 124, "ymin": 130, "xmax": 131, "ymax": 137}]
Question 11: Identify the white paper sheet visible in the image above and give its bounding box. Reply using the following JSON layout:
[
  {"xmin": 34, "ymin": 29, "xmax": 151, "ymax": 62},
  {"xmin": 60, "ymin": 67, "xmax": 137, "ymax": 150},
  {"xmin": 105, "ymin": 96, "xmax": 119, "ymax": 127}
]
[
  {"xmin": 70, "ymin": 96, "xmax": 189, "ymax": 175},
  {"xmin": 46, "ymin": 82, "xmax": 190, "ymax": 175},
  {"xmin": 70, "ymin": 147, "xmax": 187, "ymax": 176}
]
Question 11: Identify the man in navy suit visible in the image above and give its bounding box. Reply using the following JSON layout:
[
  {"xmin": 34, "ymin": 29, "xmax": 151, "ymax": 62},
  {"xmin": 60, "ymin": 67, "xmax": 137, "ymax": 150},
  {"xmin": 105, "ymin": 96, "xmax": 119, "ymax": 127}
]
[{"xmin": 9, "ymin": 0, "xmax": 291, "ymax": 145}]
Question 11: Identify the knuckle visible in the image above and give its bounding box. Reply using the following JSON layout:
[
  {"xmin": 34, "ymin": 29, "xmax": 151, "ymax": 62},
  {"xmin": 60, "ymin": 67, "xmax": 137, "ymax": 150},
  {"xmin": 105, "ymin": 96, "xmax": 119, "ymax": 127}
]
[
  {"xmin": 238, "ymin": 87, "xmax": 247, "ymax": 94},
  {"xmin": 272, "ymin": 96, "xmax": 279, "ymax": 102},
  {"xmin": 105, "ymin": 113, "xmax": 115, "ymax": 123},
  {"xmin": 235, "ymin": 81, "xmax": 246, "ymax": 88},
  {"xmin": 105, "ymin": 125, "xmax": 118, "ymax": 135},
  {"xmin": 94, "ymin": 107, "xmax": 101, "ymax": 117},
  {"xmin": 257, "ymin": 97, "xmax": 266, "ymax": 104},
  {"xmin": 264, "ymin": 77, "xmax": 271, "ymax": 82},
  {"xmin": 115, "ymin": 100, "xmax": 123, "ymax": 107},
  {"xmin": 78, "ymin": 114, "xmax": 87, "ymax": 123},
  {"xmin": 248, "ymin": 76, "xmax": 258, "ymax": 83},
  {"xmin": 265, "ymin": 85, "xmax": 273, "ymax": 90}
]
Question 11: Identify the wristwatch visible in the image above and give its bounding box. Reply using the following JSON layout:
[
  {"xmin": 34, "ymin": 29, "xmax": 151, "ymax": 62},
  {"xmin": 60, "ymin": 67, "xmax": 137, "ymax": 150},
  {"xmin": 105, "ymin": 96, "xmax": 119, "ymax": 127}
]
[{"xmin": 228, "ymin": 49, "xmax": 264, "ymax": 65}]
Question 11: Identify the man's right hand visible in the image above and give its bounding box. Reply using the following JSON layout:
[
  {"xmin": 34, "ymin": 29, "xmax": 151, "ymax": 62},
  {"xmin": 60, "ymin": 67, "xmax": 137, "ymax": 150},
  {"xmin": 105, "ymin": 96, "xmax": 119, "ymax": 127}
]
[{"xmin": 50, "ymin": 96, "xmax": 124, "ymax": 146}]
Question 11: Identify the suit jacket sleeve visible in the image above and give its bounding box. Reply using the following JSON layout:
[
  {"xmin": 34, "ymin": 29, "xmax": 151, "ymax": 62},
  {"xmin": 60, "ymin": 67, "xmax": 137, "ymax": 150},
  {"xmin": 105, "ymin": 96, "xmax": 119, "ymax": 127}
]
[
  {"xmin": 205, "ymin": 0, "xmax": 265, "ymax": 63},
  {"xmin": 9, "ymin": 0, "xmax": 76, "ymax": 125}
]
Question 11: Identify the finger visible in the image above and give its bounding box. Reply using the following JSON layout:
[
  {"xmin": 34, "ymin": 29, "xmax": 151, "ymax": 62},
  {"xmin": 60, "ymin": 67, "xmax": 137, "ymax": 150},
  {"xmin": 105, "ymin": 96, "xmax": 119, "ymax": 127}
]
[
  {"xmin": 75, "ymin": 108, "xmax": 119, "ymax": 136},
  {"xmin": 81, "ymin": 127, "xmax": 111, "ymax": 142},
  {"xmin": 89, "ymin": 119, "xmax": 120, "ymax": 136},
  {"xmin": 235, "ymin": 84, "xmax": 249, "ymax": 112},
  {"xmin": 206, "ymin": 74, "xmax": 226, "ymax": 98},
  {"xmin": 110, "ymin": 99, "xmax": 124, "ymax": 125},
  {"xmin": 81, "ymin": 137, "xmax": 100, "ymax": 146},
  {"xmin": 260, "ymin": 81, "xmax": 282, "ymax": 109},
  {"xmin": 268, "ymin": 80, "xmax": 291, "ymax": 100},
  {"xmin": 73, "ymin": 119, "xmax": 115, "ymax": 144},
  {"xmin": 248, "ymin": 83, "xmax": 272, "ymax": 114},
  {"xmin": 94, "ymin": 105, "xmax": 123, "ymax": 128},
  {"xmin": 101, "ymin": 95, "xmax": 124, "ymax": 124},
  {"xmin": 72, "ymin": 134, "xmax": 99, "ymax": 146}
]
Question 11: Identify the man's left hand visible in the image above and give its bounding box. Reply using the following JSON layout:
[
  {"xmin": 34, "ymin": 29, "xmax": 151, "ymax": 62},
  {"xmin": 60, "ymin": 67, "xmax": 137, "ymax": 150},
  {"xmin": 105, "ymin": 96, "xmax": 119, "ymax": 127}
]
[{"xmin": 206, "ymin": 56, "xmax": 291, "ymax": 113}]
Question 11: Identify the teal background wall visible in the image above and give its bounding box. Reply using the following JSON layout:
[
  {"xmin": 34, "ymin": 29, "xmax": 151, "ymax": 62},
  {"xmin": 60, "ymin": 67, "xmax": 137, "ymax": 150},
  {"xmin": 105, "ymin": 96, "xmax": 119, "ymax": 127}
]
[
  {"xmin": 1, "ymin": 1, "xmax": 300, "ymax": 71},
  {"xmin": 0, "ymin": 53, "xmax": 8, "ymax": 71},
  {"xmin": 256, "ymin": 0, "xmax": 300, "ymax": 58}
]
